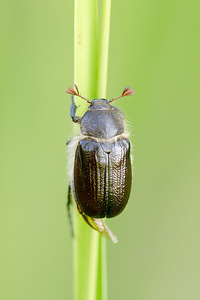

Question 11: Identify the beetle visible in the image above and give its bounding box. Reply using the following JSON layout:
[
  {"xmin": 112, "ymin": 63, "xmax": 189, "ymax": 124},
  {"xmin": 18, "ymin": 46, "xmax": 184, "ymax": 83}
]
[{"xmin": 66, "ymin": 85, "xmax": 134, "ymax": 242}]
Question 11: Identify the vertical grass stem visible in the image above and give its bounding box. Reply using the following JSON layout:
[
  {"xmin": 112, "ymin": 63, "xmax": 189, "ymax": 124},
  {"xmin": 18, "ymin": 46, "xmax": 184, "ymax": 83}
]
[{"xmin": 73, "ymin": 1, "xmax": 111, "ymax": 299}]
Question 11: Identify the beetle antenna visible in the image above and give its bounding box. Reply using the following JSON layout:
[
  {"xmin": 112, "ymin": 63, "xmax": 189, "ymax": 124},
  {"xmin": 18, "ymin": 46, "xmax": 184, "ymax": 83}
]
[
  {"xmin": 66, "ymin": 85, "xmax": 92, "ymax": 104},
  {"xmin": 109, "ymin": 87, "xmax": 134, "ymax": 103}
]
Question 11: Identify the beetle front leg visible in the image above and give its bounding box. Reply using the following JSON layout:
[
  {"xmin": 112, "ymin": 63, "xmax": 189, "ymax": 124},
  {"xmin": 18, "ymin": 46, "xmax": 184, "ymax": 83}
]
[
  {"xmin": 67, "ymin": 184, "xmax": 74, "ymax": 237},
  {"xmin": 70, "ymin": 95, "xmax": 81, "ymax": 123}
]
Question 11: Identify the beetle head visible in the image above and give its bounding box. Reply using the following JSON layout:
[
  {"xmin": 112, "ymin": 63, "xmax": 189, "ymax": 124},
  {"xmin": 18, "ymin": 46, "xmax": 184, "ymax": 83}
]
[{"xmin": 89, "ymin": 98, "xmax": 111, "ymax": 110}]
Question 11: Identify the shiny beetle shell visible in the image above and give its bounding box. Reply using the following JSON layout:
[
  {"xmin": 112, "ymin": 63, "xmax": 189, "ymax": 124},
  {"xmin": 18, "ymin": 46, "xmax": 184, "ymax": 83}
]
[{"xmin": 74, "ymin": 137, "xmax": 132, "ymax": 218}]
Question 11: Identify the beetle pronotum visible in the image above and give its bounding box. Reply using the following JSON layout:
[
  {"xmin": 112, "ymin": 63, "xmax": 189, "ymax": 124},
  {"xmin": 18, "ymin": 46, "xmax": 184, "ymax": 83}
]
[{"xmin": 66, "ymin": 85, "xmax": 134, "ymax": 243}]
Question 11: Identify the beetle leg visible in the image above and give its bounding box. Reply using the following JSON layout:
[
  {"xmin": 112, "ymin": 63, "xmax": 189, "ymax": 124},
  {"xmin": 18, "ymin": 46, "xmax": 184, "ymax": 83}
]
[
  {"xmin": 92, "ymin": 218, "xmax": 118, "ymax": 244},
  {"xmin": 77, "ymin": 203, "xmax": 118, "ymax": 243},
  {"xmin": 67, "ymin": 184, "xmax": 74, "ymax": 237},
  {"xmin": 66, "ymin": 139, "xmax": 72, "ymax": 145},
  {"xmin": 70, "ymin": 95, "xmax": 81, "ymax": 123}
]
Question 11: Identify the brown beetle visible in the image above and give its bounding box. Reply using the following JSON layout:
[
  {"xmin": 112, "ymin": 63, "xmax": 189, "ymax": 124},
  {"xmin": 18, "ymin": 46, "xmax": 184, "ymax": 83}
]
[{"xmin": 66, "ymin": 85, "xmax": 134, "ymax": 242}]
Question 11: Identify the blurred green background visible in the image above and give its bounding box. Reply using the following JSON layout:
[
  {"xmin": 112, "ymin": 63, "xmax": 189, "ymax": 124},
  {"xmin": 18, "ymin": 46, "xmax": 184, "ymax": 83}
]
[{"xmin": 1, "ymin": 0, "xmax": 200, "ymax": 299}]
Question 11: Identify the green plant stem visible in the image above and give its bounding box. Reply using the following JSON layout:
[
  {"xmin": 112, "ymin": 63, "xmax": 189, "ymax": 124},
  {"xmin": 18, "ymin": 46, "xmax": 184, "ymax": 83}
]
[
  {"xmin": 73, "ymin": 1, "xmax": 111, "ymax": 300},
  {"xmin": 97, "ymin": 0, "xmax": 111, "ymax": 98},
  {"xmin": 96, "ymin": 1, "xmax": 111, "ymax": 299},
  {"xmin": 74, "ymin": 0, "xmax": 98, "ymax": 103}
]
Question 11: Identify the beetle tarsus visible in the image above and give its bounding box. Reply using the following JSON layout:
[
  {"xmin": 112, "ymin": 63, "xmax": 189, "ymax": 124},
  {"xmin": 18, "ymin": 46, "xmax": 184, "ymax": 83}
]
[
  {"xmin": 70, "ymin": 95, "xmax": 81, "ymax": 123},
  {"xmin": 67, "ymin": 184, "xmax": 74, "ymax": 237},
  {"xmin": 66, "ymin": 139, "xmax": 72, "ymax": 145}
]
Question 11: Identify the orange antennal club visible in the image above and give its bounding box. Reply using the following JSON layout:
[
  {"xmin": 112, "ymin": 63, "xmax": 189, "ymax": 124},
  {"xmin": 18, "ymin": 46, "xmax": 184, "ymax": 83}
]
[
  {"xmin": 109, "ymin": 87, "xmax": 134, "ymax": 103},
  {"xmin": 66, "ymin": 85, "xmax": 91, "ymax": 103}
]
